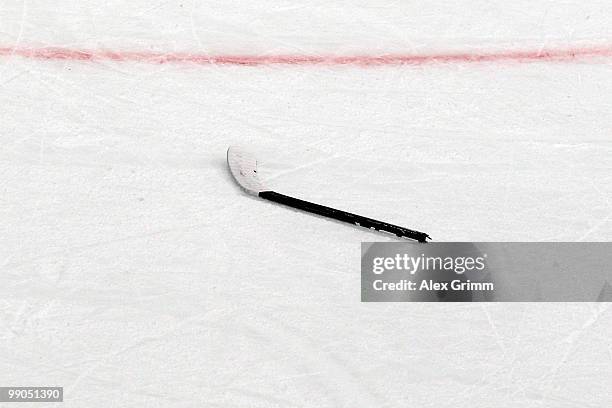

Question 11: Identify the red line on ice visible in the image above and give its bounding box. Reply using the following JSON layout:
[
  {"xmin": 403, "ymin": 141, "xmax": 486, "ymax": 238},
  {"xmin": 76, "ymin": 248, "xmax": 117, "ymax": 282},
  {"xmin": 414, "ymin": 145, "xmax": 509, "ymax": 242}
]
[{"xmin": 1, "ymin": 45, "xmax": 611, "ymax": 66}]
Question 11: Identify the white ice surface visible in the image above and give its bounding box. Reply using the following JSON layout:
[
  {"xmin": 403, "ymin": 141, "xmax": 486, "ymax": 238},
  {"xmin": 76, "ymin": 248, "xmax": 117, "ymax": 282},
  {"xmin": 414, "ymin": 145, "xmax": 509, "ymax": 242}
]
[{"xmin": 1, "ymin": 1, "xmax": 612, "ymax": 407}]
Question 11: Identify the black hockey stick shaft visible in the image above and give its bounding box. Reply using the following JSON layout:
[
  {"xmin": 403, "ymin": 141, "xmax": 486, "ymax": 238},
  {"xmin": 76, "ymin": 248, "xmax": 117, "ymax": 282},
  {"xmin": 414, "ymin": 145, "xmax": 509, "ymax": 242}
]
[{"xmin": 259, "ymin": 191, "xmax": 430, "ymax": 242}]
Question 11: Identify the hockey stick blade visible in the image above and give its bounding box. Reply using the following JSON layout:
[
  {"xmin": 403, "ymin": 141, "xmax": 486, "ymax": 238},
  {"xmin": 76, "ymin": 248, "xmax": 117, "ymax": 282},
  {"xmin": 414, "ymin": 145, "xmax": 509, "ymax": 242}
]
[{"xmin": 227, "ymin": 146, "xmax": 430, "ymax": 242}]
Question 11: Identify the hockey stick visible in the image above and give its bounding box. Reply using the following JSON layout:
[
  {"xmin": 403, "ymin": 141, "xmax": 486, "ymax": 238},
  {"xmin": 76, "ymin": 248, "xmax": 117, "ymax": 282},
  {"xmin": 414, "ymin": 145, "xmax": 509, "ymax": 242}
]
[{"xmin": 227, "ymin": 146, "xmax": 430, "ymax": 243}]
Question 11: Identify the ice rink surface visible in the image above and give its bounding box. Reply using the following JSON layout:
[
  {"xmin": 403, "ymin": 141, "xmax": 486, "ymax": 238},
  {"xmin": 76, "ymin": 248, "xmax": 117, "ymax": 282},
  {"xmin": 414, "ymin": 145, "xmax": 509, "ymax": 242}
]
[{"xmin": 2, "ymin": 1, "xmax": 612, "ymax": 406}]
